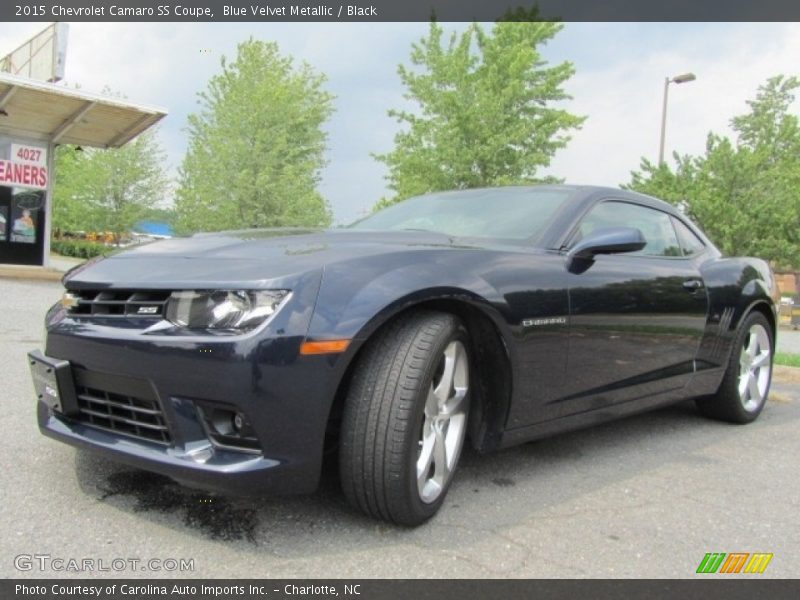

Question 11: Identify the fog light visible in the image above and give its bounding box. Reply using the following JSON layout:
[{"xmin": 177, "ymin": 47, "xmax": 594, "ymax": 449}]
[
  {"xmin": 228, "ymin": 411, "xmax": 255, "ymax": 438},
  {"xmin": 233, "ymin": 412, "xmax": 245, "ymax": 431},
  {"xmin": 195, "ymin": 402, "xmax": 261, "ymax": 454}
]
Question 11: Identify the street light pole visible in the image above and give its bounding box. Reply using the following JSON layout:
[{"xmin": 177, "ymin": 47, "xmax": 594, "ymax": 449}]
[
  {"xmin": 658, "ymin": 77, "xmax": 670, "ymax": 165},
  {"xmin": 658, "ymin": 72, "xmax": 696, "ymax": 165}
]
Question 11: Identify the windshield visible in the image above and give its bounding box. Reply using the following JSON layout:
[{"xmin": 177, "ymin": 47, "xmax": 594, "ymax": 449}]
[{"xmin": 349, "ymin": 187, "xmax": 573, "ymax": 242}]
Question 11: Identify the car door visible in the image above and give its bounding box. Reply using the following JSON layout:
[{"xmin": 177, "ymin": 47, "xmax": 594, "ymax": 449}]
[{"xmin": 555, "ymin": 200, "xmax": 708, "ymax": 418}]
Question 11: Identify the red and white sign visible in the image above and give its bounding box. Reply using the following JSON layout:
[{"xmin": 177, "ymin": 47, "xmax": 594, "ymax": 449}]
[
  {"xmin": 0, "ymin": 143, "xmax": 49, "ymax": 191},
  {"xmin": 0, "ymin": 159, "xmax": 48, "ymax": 190},
  {"xmin": 11, "ymin": 143, "xmax": 47, "ymax": 166}
]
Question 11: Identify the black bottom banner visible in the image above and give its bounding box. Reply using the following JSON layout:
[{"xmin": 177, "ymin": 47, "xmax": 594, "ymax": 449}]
[{"xmin": 4, "ymin": 579, "xmax": 800, "ymax": 600}]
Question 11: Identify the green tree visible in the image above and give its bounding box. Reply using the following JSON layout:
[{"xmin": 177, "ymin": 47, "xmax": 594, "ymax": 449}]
[
  {"xmin": 52, "ymin": 129, "xmax": 169, "ymax": 243},
  {"xmin": 51, "ymin": 144, "xmax": 87, "ymax": 234},
  {"xmin": 176, "ymin": 40, "xmax": 334, "ymax": 234},
  {"xmin": 627, "ymin": 75, "xmax": 800, "ymax": 268},
  {"xmin": 375, "ymin": 21, "xmax": 585, "ymax": 207}
]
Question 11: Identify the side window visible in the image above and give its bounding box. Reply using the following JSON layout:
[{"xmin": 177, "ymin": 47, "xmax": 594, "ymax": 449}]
[
  {"xmin": 671, "ymin": 216, "xmax": 706, "ymax": 256},
  {"xmin": 574, "ymin": 201, "xmax": 683, "ymax": 257}
]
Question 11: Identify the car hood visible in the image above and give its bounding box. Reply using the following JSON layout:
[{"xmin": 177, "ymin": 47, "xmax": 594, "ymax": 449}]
[{"xmin": 63, "ymin": 229, "xmax": 491, "ymax": 289}]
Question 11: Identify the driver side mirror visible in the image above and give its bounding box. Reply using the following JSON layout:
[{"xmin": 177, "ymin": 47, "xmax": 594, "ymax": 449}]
[{"xmin": 567, "ymin": 226, "xmax": 646, "ymax": 273}]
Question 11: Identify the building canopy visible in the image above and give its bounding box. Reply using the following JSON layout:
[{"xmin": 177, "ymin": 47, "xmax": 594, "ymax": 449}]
[{"xmin": 0, "ymin": 72, "xmax": 166, "ymax": 148}]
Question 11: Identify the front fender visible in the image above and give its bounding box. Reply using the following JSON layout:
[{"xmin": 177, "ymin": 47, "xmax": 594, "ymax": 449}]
[{"xmin": 306, "ymin": 250, "xmax": 505, "ymax": 341}]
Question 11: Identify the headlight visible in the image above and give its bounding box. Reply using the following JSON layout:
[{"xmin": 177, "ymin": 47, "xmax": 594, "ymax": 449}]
[{"xmin": 165, "ymin": 290, "xmax": 290, "ymax": 331}]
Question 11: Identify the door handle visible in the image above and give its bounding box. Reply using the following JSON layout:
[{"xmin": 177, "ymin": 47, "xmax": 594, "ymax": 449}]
[{"xmin": 683, "ymin": 279, "xmax": 704, "ymax": 291}]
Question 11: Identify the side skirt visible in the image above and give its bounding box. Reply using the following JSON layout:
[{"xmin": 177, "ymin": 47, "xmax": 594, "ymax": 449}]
[{"xmin": 498, "ymin": 386, "xmax": 691, "ymax": 449}]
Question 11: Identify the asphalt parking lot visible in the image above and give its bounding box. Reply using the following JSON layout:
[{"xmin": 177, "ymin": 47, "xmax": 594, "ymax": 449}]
[{"xmin": 2, "ymin": 277, "xmax": 798, "ymax": 579}]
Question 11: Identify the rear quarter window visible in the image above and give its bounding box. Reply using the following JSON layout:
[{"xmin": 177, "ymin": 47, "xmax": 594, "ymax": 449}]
[{"xmin": 671, "ymin": 217, "xmax": 706, "ymax": 256}]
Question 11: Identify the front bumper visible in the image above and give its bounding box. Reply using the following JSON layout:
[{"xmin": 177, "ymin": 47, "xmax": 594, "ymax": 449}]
[
  {"xmin": 35, "ymin": 277, "xmax": 351, "ymax": 496},
  {"xmin": 38, "ymin": 400, "xmax": 290, "ymax": 494},
  {"xmin": 35, "ymin": 332, "xmax": 344, "ymax": 495}
]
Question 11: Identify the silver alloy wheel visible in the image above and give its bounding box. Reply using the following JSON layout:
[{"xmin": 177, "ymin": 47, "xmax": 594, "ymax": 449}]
[
  {"xmin": 416, "ymin": 339, "xmax": 469, "ymax": 504},
  {"xmin": 738, "ymin": 323, "xmax": 771, "ymax": 412}
]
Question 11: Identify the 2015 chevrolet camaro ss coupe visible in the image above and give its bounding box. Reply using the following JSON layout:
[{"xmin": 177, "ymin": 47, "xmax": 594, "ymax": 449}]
[{"xmin": 30, "ymin": 185, "xmax": 777, "ymax": 525}]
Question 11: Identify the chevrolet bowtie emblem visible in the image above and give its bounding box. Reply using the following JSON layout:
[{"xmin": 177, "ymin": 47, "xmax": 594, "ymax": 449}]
[{"xmin": 60, "ymin": 292, "xmax": 80, "ymax": 309}]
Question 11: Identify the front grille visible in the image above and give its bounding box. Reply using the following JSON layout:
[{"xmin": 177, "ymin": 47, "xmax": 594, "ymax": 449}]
[
  {"xmin": 67, "ymin": 289, "xmax": 171, "ymax": 318},
  {"xmin": 71, "ymin": 368, "xmax": 171, "ymax": 445}
]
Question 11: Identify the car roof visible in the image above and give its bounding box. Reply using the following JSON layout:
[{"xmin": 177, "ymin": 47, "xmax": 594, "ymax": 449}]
[
  {"xmin": 410, "ymin": 184, "xmax": 689, "ymax": 250},
  {"xmin": 570, "ymin": 185, "xmax": 681, "ymax": 215},
  {"xmin": 426, "ymin": 184, "xmax": 680, "ymax": 216}
]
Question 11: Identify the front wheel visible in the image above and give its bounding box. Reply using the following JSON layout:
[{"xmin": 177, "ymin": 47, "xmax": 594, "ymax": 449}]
[
  {"xmin": 339, "ymin": 311, "xmax": 471, "ymax": 525},
  {"xmin": 696, "ymin": 311, "xmax": 773, "ymax": 424}
]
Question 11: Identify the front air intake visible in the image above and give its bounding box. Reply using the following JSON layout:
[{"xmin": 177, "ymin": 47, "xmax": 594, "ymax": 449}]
[{"xmin": 70, "ymin": 368, "xmax": 172, "ymax": 445}]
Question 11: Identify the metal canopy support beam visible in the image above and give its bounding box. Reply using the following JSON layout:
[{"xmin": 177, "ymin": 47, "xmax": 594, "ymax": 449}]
[
  {"xmin": 106, "ymin": 112, "xmax": 156, "ymax": 148},
  {"xmin": 50, "ymin": 100, "xmax": 96, "ymax": 143},
  {"xmin": 0, "ymin": 84, "xmax": 17, "ymax": 109}
]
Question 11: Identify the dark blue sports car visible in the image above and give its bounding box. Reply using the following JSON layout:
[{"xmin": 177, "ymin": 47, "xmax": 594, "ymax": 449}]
[{"xmin": 29, "ymin": 185, "xmax": 777, "ymax": 525}]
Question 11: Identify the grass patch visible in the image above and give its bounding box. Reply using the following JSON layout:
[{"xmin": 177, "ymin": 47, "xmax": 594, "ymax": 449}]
[{"xmin": 775, "ymin": 352, "xmax": 800, "ymax": 368}]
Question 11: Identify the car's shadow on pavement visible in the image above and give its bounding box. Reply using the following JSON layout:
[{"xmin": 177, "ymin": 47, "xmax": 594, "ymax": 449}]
[{"xmin": 72, "ymin": 393, "xmax": 796, "ymax": 556}]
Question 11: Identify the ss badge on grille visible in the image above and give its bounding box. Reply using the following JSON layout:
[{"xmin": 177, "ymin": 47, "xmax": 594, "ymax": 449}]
[{"xmin": 137, "ymin": 306, "xmax": 159, "ymax": 315}]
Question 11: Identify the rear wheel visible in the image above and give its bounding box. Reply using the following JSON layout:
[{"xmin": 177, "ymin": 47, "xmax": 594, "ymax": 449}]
[
  {"xmin": 696, "ymin": 311, "xmax": 773, "ymax": 423},
  {"xmin": 339, "ymin": 311, "xmax": 470, "ymax": 525}
]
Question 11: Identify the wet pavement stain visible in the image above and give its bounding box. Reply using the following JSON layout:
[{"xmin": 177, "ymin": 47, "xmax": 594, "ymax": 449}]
[{"xmin": 99, "ymin": 471, "xmax": 259, "ymax": 543}]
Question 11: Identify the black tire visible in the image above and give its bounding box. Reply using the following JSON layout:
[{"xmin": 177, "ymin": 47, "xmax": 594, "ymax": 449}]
[
  {"xmin": 696, "ymin": 311, "xmax": 774, "ymax": 424},
  {"xmin": 339, "ymin": 311, "xmax": 471, "ymax": 526}
]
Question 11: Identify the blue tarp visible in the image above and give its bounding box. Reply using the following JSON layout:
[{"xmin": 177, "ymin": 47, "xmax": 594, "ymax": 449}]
[{"xmin": 133, "ymin": 221, "xmax": 173, "ymax": 236}]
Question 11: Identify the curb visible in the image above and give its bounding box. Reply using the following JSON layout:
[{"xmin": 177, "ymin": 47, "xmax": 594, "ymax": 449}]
[{"xmin": 0, "ymin": 266, "xmax": 65, "ymax": 282}]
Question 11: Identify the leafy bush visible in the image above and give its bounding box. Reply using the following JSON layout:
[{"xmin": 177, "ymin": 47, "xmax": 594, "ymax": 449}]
[{"xmin": 50, "ymin": 239, "xmax": 109, "ymax": 259}]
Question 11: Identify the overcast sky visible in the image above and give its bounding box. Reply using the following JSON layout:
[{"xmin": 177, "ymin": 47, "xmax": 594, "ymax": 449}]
[{"xmin": 1, "ymin": 22, "xmax": 798, "ymax": 224}]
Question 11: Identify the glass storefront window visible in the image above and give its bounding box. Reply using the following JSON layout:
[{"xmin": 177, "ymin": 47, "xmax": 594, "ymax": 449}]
[{"xmin": 0, "ymin": 134, "xmax": 49, "ymax": 265}]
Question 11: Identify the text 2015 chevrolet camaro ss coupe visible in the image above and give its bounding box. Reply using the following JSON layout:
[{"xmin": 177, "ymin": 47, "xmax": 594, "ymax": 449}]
[{"xmin": 30, "ymin": 185, "xmax": 777, "ymax": 525}]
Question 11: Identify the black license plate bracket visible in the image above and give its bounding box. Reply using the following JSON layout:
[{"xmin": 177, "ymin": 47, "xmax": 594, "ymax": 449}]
[{"xmin": 28, "ymin": 350, "xmax": 79, "ymax": 416}]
